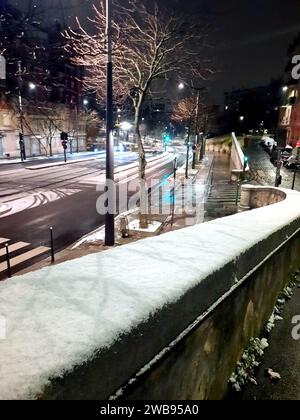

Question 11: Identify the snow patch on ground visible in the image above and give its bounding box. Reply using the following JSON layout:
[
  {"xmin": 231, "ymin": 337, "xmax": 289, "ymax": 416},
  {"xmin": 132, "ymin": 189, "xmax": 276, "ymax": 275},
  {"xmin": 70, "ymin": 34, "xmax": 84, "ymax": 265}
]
[
  {"xmin": 128, "ymin": 220, "xmax": 162, "ymax": 233},
  {"xmin": 0, "ymin": 189, "xmax": 81, "ymax": 218}
]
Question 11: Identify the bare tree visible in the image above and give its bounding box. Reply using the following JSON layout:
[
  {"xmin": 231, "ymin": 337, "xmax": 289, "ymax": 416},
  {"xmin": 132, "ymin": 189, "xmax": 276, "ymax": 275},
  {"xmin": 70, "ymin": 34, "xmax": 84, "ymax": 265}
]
[
  {"xmin": 64, "ymin": 0, "xmax": 207, "ymax": 227},
  {"xmin": 172, "ymin": 97, "xmax": 199, "ymax": 131}
]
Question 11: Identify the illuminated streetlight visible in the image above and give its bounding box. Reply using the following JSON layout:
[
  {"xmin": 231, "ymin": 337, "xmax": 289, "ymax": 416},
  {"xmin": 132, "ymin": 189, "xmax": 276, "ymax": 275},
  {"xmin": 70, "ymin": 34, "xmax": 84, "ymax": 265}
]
[
  {"xmin": 29, "ymin": 82, "xmax": 36, "ymax": 90},
  {"xmin": 178, "ymin": 82, "xmax": 185, "ymax": 90},
  {"xmin": 120, "ymin": 121, "xmax": 132, "ymax": 142},
  {"xmin": 83, "ymin": 99, "xmax": 89, "ymax": 106},
  {"xmin": 282, "ymin": 86, "xmax": 288, "ymax": 93},
  {"xmin": 239, "ymin": 116, "xmax": 244, "ymax": 121},
  {"xmin": 120, "ymin": 121, "xmax": 132, "ymax": 131}
]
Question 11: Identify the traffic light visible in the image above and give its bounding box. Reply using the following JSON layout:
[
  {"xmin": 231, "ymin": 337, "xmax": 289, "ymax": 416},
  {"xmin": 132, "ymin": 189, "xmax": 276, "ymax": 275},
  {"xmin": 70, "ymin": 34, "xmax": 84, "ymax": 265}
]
[
  {"xmin": 61, "ymin": 132, "xmax": 68, "ymax": 141},
  {"xmin": 163, "ymin": 134, "xmax": 171, "ymax": 143}
]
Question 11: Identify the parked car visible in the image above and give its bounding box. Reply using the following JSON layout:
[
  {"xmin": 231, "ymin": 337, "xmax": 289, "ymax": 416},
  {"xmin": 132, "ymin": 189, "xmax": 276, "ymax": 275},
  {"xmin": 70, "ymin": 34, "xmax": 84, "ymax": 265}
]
[
  {"xmin": 86, "ymin": 143, "xmax": 103, "ymax": 152},
  {"xmin": 260, "ymin": 136, "xmax": 276, "ymax": 155}
]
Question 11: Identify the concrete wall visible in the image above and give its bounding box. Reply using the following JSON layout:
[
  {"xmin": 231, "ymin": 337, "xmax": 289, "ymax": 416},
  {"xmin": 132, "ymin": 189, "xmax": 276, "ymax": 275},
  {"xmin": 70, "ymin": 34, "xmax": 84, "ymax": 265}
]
[
  {"xmin": 42, "ymin": 190, "xmax": 300, "ymax": 401},
  {"xmin": 230, "ymin": 132, "xmax": 249, "ymax": 181},
  {"xmin": 239, "ymin": 185, "xmax": 286, "ymax": 212},
  {"xmin": 127, "ymin": 233, "xmax": 299, "ymax": 400}
]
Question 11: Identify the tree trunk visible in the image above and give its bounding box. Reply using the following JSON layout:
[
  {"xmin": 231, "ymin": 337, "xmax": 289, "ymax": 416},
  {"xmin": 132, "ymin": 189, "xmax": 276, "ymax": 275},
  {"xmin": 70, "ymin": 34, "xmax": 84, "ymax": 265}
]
[{"xmin": 134, "ymin": 105, "xmax": 148, "ymax": 229}]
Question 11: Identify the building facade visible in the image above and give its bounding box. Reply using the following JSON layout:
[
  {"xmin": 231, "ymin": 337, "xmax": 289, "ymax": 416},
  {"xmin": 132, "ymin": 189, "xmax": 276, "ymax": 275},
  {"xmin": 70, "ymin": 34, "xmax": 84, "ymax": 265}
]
[
  {"xmin": 0, "ymin": 98, "xmax": 89, "ymax": 158},
  {"xmin": 278, "ymin": 84, "xmax": 300, "ymax": 147},
  {"xmin": 224, "ymin": 81, "xmax": 281, "ymax": 135}
]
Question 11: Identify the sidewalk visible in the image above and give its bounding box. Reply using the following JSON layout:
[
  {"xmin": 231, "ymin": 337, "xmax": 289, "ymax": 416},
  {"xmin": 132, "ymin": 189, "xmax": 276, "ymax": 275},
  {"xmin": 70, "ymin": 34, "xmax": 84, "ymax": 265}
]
[
  {"xmin": 161, "ymin": 155, "xmax": 214, "ymax": 233},
  {"xmin": 246, "ymin": 140, "xmax": 300, "ymax": 192},
  {"xmin": 0, "ymin": 151, "xmax": 105, "ymax": 166}
]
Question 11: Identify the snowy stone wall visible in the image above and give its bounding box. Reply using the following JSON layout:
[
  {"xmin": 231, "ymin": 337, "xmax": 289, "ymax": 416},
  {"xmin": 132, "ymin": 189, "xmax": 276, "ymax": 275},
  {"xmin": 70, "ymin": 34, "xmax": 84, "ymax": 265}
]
[
  {"xmin": 0, "ymin": 189, "xmax": 299, "ymax": 400},
  {"xmin": 239, "ymin": 185, "xmax": 286, "ymax": 212}
]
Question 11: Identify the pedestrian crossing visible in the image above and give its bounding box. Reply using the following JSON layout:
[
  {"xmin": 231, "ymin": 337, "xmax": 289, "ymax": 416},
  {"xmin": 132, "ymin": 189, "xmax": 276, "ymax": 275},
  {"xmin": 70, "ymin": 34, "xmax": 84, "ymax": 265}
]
[{"xmin": 0, "ymin": 237, "xmax": 50, "ymax": 278}]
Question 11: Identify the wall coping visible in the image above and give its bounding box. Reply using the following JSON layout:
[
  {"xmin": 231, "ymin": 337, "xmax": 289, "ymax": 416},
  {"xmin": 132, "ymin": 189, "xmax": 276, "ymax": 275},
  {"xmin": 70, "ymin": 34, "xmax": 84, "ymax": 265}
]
[{"xmin": 0, "ymin": 189, "xmax": 300, "ymax": 399}]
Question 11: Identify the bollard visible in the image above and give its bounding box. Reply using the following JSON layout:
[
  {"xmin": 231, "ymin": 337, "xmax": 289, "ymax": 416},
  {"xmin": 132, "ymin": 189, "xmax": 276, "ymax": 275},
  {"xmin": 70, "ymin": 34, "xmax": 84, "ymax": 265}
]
[
  {"xmin": 50, "ymin": 227, "xmax": 55, "ymax": 264},
  {"xmin": 5, "ymin": 244, "xmax": 11, "ymax": 278}
]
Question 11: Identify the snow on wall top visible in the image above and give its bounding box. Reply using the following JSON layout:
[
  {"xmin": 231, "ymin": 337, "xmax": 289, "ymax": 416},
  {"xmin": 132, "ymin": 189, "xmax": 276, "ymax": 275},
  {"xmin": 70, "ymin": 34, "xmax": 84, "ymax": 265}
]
[{"xmin": 0, "ymin": 188, "xmax": 299, "ymax": 400}]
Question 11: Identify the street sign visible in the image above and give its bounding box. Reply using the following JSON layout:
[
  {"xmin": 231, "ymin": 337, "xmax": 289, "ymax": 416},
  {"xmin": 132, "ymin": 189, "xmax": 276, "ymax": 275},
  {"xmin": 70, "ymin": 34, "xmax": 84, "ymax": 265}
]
[
  {"xmin": 61, "ymin": 141, "xmax": 68, "ymax": 150},
  {"xmin": 60, "ymin": 132, "xmax": 68, "ymax": 141}
]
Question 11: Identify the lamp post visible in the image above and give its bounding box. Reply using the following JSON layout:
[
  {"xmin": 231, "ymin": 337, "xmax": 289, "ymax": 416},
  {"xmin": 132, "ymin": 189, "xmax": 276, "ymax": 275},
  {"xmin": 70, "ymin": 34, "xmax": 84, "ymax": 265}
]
[
  {"xmin": 239, "ymin": 115, "xmax": 245, "ymax": 136},
  {"xmin": 17, "ymin": 61, "xmax": 26, "ymax": 161},
  {"xmin": 292, "ymin": 147, "xmax": 299, "ymax": 190},
  {"xmin": 178, "ymin": 82, "xmax": 204, "ymax": 164},
  {"xmin": 105, "ymin": 0, "xmax": 115, "ymax": 246}
]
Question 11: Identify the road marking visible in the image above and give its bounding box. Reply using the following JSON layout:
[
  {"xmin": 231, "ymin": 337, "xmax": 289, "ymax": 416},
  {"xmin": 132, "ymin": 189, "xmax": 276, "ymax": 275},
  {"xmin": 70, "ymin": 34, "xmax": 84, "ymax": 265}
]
[
  {"xmin": 0, "ymin": 188, "xmax": 81, "ymax": 218},
  {"xmin": 0, "ymin": 242, "xmax": 30, "ymax": 257},
  {"xmin": 0, "ymin": 246, "xmax": 50, "ymax": 273}
]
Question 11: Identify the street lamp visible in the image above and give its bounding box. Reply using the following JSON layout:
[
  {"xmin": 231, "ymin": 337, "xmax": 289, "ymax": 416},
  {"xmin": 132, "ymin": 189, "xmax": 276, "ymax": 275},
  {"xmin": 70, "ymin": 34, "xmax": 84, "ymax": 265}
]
[
  {"xmin": 120, "ymin": 121, "xmax": 132, "ymax": 141},
  {"xmin": 239, "ymin": 116, "xmax": 244, "ymax": 121},
  {"xmin": 17, "ymin": 61, "xmax": 26, "ymax": 161},
  {"xmin": 83, "ymin": 99, "xmax": 89, "ymax": 106},
  {"xmin": 120, "ymin": 121, "xmax": 132, "ymax": 131},
  {"xmin": 178, "ymin": 82, "xmax": 205, "ymax": 164},
  {"xmin": 29, "ymin": 82, "xmax": 36, "ymax": 90},
  {"xmin": 282, "ymin": 86, "xmax": 288, "ymax": 93},
  {"xmin": 105, "ymin": 0, "xmax": 115, "ymax": 246}
]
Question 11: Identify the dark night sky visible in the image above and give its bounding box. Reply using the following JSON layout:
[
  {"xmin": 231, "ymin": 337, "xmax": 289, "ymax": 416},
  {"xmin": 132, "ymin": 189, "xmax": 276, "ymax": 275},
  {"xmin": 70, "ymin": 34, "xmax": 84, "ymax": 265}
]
[{"xmin": 10, "ymin": 0, "xmax": 300, "ymax": 106}]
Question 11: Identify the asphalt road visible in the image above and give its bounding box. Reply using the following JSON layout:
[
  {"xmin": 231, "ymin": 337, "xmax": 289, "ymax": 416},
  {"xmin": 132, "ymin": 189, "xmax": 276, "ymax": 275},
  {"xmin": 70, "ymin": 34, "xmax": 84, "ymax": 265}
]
[
  {"xmin": 245, "ymin": 139, "xmax": 300, "ymax": 191},
  {"xmin": 0, "ymin": 151, "xmax": 182, "ymax": 251}
]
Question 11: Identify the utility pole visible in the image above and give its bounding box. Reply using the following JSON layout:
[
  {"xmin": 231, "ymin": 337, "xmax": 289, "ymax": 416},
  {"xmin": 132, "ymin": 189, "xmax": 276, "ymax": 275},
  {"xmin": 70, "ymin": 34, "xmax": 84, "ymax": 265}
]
[
  {"xmin": 75, "ymin": 102, "xmax": 79, "ymax": 154},
  {"xmin": 292, "ymin": 147, "xmax": 300, "ymax": 190},
  {"xmin": 275, "ymin": 149, "xmax": 282, "ymax": 187},
  {"xmin": 105, "ymin": 0, "xmax": 115, "ymax": 246},
  {"xmin": 171, "ymin": 157, "xmax": 178, "ymax": 226},
  {"xmin": 200, "ymin": 114, "xmax": 209, "ymax": 161},
  {"xmin": 193, "ymin": 90, "xmax": 201, "ymax": 169},
  {"xmin": 17, "ymin": 61, "xmax": 26, "ymax": 161},
  {"xmin": 185, "ymin": 117, "xmax": 192, "ymax": 179}
]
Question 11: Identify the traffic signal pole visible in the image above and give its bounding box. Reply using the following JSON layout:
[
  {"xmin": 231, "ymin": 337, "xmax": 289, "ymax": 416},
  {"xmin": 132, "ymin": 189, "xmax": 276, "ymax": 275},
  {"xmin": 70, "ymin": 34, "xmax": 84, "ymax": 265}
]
[{"xmin": 105, "ymin": 0, "xmax": 115, "ymax": 246}]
